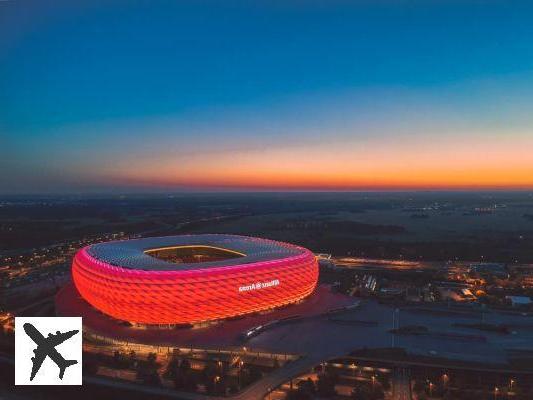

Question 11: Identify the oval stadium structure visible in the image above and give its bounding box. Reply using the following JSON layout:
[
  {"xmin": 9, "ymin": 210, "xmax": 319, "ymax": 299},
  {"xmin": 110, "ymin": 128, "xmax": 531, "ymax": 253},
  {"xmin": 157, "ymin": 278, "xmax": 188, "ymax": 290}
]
[{"xmin": 72, "ymin": 234, "xmax": 318, "ymax": 325}]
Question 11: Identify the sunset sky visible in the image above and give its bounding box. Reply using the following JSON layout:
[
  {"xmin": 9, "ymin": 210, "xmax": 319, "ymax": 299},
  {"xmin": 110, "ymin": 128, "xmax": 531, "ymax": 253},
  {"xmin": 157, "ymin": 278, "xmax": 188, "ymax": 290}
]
[{"xmin": 2, "ymin": 0, "xmax": 533, "ymax": 193}]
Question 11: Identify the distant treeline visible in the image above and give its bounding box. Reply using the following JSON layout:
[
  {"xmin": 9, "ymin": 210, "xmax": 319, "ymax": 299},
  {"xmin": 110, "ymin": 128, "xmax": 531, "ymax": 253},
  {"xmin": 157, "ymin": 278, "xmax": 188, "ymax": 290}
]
[{"xmin": 275, "ymin": 219, "xmax": 406, "ymax": 235}]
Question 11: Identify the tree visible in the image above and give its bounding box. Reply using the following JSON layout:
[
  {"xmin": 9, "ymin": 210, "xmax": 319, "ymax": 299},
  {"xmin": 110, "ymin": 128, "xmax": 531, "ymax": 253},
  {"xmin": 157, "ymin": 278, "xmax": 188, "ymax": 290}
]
[
  {"xmin": 317, "ymin": 372, "xmax": 337, "ymax": 397},
  {"xmin": 171, "ymin": 358, "xmax": 195, "ymax": 390},
  {"xmin": 205, "ymin": 373, "xmax": 225, "ymax": 395},
  {"xmin": 352, "ymin": 383, "xmax": 373, "ymax": 400},
  {"xmin": 413, "ymin": 379, "xmax": 426, "ymax": 394},
  {"xmin": 144, "ymin": 370, "xmax": 161, "ymax": 386},
  {"xmin": 377, "ymin": 374, "xmax": 391, "ymax": 391},
  {"xmin": 164, "ymin": 356, "xmax": 180, "ymax": 380},
  {"xmin": 136, "ymin": 366, "xmax": 161, "ymax": 386},
  {"xmin": 248, "ymin": 364, "xmax": 263, "ymax": 382},
  {"xmin": 180, "ymin": 358, "xmax": 191, "ymax": 373},
  {"xmin": 228, "ymin": 384, "xmax": 239, "ymax": 394},
  {"xmin": 351, "ymin": 382, "xmax": 384, "ymax": 400},
  {"xmin": 128, "ymin": 350, "xmax": 137, "ymax": 367},
  {"xmin": 297, "ymin": 378, "xmax": 315, "ymax": 396},
  {"xmin": 202, "ymin": 361, "xmax": 217, "ymax": 381},
  {"xmin": 147, "ymin": 352, "xmax": 157, "ymax": 367},
  {"xmin": 372, "ymin": 386, "xmax": 385, "ymax": 400},
  {"xmin": 113, "ymin": 350, "xmax": 122, "ymax": 367},
  {"xmin": 180, "ymin": 363, "xmax": 198, "ymax": 392},
  {"xmin": 241, "ymin": 364, "xmax": 263, "ymax": 387},
  {"xmin": 417, "ymin": 393, "xmax": 427, "ymax": 400},
  {"xmin": 286, "ymin": 388, "xmax": 313, "ymax": 400},
  {"xmin": 82, "ymin": 359, "xmax": 98, "ymax": 375},
  {"xmin": 136, "ymin": 352, "xmax": 160, "ymax": 386}
]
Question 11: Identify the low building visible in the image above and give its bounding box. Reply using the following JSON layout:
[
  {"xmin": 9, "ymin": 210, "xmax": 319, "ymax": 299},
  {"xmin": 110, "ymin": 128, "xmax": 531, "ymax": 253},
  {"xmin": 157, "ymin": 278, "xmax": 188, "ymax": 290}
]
[{"xmin": 505, "ymin": 295, "xmax": 532, "ymax": 307}]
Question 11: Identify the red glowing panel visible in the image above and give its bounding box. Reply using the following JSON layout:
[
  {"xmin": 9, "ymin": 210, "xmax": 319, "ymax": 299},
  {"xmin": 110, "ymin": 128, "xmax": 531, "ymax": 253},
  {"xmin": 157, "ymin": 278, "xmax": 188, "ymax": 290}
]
[{"xmin": 71, "ymin": 236, "xmax": 318, "ymax": 324}]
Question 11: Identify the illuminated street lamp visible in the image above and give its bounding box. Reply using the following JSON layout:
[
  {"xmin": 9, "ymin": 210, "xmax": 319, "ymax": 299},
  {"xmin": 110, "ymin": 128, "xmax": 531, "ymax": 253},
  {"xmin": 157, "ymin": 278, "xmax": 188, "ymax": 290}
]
[
  {"xmin": 428, "ymin": 381, "xmax": 434, "ymax": 397},
  {"xmin": 442, "ymin": 373, "xmax": 449, "ymax": 387},
  {"xmin": 494, "ymin": 386, "xmax": 499, "ymax": 400},
  {"xmin": 238, "ymin": 360, "xmax": 244, "ymax": 388},
  {"xmin": 509, "ymin": 378, "xmax": 515, "ymax": 391},
  {"xmin": 372, "ymin": 375, "xmax": 376, "ymax": 391}
]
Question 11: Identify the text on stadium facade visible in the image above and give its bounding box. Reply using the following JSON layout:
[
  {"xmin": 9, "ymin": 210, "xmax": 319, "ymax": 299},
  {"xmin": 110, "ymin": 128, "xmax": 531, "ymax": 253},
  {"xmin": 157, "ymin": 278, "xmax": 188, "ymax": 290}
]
[{"xmin": 238, "ymin": 279, "xmax": 280, "ymax": 293}]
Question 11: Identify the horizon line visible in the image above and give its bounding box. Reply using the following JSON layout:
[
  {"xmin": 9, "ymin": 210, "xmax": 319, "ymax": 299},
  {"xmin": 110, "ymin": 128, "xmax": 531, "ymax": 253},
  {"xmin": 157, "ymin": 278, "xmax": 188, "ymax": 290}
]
[{"xmin": 2, "ymin": 188, "xmax": 533, "ymax": 197}]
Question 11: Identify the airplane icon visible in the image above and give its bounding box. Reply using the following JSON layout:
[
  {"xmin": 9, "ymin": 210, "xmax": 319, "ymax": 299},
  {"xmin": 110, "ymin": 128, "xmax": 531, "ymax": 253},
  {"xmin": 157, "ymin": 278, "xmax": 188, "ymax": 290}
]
[{"xmin": 23, "ymin": 322, "xmax": 79, "ymax": 381}]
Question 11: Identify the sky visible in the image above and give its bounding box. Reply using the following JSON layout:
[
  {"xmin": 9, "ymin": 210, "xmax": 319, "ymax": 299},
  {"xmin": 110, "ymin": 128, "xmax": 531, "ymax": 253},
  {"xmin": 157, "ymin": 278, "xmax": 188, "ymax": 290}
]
[{"xmin": 1, "ymin": 0, "xmax": 533, "ymax": 193}]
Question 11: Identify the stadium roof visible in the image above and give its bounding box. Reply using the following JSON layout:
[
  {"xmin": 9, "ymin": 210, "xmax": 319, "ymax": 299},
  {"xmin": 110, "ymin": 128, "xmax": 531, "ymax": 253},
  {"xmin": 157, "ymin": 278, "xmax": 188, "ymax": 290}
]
[{"xmin": 86, "ymin": 234, "xmax": 306, "ymax": 271}]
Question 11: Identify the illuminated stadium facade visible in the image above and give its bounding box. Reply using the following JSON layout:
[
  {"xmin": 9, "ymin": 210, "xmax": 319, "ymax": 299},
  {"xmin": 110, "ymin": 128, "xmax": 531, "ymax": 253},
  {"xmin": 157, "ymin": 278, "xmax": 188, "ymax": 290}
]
[{"xmin": 72, "ymin": 234, "xmax": 318, "ymax": 325}]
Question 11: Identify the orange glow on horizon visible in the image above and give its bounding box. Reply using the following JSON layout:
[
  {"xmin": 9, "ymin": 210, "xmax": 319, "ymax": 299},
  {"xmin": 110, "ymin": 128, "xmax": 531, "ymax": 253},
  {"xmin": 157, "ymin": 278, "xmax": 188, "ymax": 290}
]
[
  {"xmin": 105, "ymin": 160, "xmax": 533, "ymax": 191},
  {"xmin": 91, "ymin": 131, "xmax": 533, "ymax": 191},
  {"xmin": 108, "ymin": 174, "xmax": 533, "ymax": 191}
]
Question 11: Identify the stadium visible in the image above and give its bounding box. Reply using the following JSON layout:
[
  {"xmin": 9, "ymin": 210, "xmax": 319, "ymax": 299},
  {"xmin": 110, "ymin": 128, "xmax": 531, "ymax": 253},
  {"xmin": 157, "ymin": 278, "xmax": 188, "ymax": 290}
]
[{"xmin": 71, "ymin": 234, "xmax": 319, "ymax": 325}]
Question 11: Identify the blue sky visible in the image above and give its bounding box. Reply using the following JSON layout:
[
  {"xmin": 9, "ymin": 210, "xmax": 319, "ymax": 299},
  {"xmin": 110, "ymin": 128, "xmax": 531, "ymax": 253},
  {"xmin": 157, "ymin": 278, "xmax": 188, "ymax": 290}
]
[{"xmin": 2, "ymin": 1, "xmax": 533, "ymax": 193}]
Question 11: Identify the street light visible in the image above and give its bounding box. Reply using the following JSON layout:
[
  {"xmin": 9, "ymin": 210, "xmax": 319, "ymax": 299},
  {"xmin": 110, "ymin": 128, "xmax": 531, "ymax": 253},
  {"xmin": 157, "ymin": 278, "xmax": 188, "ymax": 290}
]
[
  {"xmin": 442, "ymin": 373, "xmax": 449, "ymax": 387},
  {"xmin": 494, "ymin": 386, "xmax": 499, "ymax": 400},
  {"xmin": 428, "ymin": 381, "xmax": 434, "ymax": 397},
  {"xmin": 509, "ymin": 378, "xmax": 515, "ymax": 391},
  {"xmin": 238, "ymin": 361, "xmax": 243, "ymax": 389}
]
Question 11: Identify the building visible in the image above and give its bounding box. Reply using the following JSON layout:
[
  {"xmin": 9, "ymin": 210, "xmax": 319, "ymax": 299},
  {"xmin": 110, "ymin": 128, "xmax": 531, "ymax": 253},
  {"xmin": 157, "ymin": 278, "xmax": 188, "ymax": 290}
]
[
  {"xmin": 72, "ymin": 234, "xmax": 318, "ymax": 325},
  {"xmin": 505, "ymin": 295, "xmax": 533, "ymax": 307},
  {"xmin": 468, "ymin": 263, "xmax": 509, "ymax": 279}
]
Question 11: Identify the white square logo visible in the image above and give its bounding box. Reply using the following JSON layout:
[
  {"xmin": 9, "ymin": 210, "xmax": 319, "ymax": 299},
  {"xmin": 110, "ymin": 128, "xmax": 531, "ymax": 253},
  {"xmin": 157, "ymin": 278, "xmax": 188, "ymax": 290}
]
[{"xmin": 15, "ymin": 317, "xmax": 82, "ymax": 385}]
